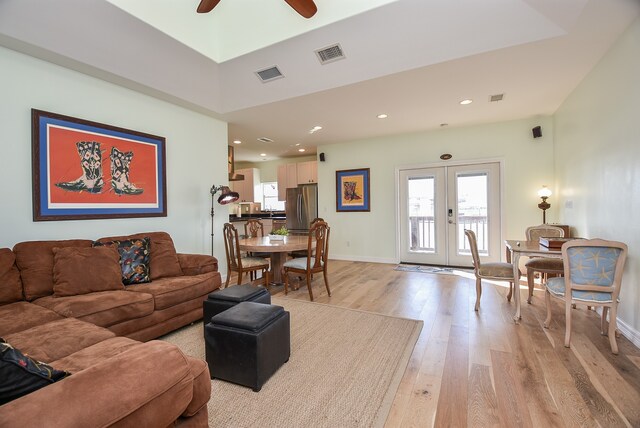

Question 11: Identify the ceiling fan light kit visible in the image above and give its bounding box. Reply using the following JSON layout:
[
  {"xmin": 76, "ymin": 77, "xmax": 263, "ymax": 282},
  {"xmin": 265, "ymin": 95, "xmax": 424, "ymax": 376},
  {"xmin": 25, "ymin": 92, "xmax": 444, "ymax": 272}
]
[{"xmin": 197, "ymin": 0, "xmax": 317, "ymax": 18}]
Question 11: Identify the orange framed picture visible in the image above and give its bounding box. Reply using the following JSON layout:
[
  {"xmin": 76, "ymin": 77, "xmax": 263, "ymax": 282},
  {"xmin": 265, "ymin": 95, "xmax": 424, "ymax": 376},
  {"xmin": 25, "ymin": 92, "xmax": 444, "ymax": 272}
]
[
  {"xmin": 32, "ymin": 109, "xmax": 167, "ymax": 221},
  {"xmin": 336, "ymin": 168, "xmax": 370, "ymax": 212}
]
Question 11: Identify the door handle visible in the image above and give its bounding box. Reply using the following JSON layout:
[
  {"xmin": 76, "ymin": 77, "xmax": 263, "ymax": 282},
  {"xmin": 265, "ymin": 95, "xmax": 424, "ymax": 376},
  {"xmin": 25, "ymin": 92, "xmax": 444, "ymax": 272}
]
[{"xmin": 448, "ymin": 219, "xmax": 456, "ymax": 224}]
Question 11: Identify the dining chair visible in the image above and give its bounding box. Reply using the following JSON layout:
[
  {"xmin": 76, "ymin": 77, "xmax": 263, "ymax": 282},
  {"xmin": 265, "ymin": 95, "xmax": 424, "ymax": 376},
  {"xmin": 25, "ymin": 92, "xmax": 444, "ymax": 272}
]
[
  {"xmin": 524, "ymin": 224, "xmax": 565, "ymax": 304},
  {"xmin": 465, "ymin": 229, "xmax": 520, "ymax": 311},
  {"xmin": 222, "ymin": 223, "xmax": 270, "ymax": 288},
  {"xmin": 283, "ymin": 221, "xmax": 330, "ymax": 301},
  {"xmin": 289, "ymin": 217, "xmax": 325, "ymax": 259},
  {"xmin": 244, "ymin": 219, "xmax": 270, "ymax": 261},
  {"xmin": 543, "ymin": 239, "xmax": 627, "ymax": 354}
]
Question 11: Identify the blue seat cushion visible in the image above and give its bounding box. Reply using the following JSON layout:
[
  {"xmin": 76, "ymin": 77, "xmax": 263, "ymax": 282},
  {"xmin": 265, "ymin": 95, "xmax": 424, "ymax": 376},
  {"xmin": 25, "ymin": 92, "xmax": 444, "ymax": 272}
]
[{"xmin": 546, "ymin": 277, "xmax": 614, "ymax": 303}]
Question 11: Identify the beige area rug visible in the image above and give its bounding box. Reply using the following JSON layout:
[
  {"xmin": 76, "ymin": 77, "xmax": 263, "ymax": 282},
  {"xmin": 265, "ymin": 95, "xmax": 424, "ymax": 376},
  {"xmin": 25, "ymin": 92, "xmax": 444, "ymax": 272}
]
[{"xmin": 161, "ymin": 298, "xmax": 422, "ymax": 428}]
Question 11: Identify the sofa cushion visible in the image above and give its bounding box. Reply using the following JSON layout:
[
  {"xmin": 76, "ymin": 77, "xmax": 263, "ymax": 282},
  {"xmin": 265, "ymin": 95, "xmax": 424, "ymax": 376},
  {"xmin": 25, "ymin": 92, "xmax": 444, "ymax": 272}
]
[
  {"xmin": 127, "ymin": 272, "xmax": 217, "ymax": 310},
  {"xmin": 13, "ymin": 240, "xmax": 93, "ymax": 301},
  {"xmin": 50, "ymin": 337, "xmax": 141, "ymax": 373},
  {"xmin": 34, "ymin": 290, "xmax": 154, "ymax": 328},
  {"xmin": 97, "ymin": 232, "xmax": 182, "ymax": 280},
  {"xmin": 52, "ymin": 246, "xmax": 124, "ymax": 297},
  {"xmin": 93, "ymin": 238, "xmax": 151, "ymax": 285},
  {"xmin": 4, "ymin": 318, "xmax": 115, "ymax": 362},
  {"xmin": 0, "ymin": 302, "xmax": 63, "ymax": 337},
  {"xmin": 0, "ymin": 339, "xmax": 70, "ymax": 405},
  {"xmin": 0, "ymin": 249, "xmax": 23, "ymax": 304}
]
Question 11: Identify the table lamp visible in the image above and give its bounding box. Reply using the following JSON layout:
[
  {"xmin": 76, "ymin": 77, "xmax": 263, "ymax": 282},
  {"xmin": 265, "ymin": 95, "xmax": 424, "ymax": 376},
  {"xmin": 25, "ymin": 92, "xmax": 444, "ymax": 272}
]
[
  {"xmin": 211, "ymin": 185, "xmax": 239, "ymax": 256},
  {"xmin": 537, "ymin": 186, "xmax": 552, "ymax": 224}
]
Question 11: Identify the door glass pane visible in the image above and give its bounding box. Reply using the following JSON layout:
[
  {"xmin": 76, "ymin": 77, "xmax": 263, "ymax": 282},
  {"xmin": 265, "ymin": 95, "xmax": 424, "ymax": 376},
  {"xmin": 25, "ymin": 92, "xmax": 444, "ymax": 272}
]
[
  {"xmin": 457, "ymin": 173, "xmax": 488, "ymax": 255},
  {"xmin": 408, "ymin": 177, "xmax": 435, "ymax": 253}
]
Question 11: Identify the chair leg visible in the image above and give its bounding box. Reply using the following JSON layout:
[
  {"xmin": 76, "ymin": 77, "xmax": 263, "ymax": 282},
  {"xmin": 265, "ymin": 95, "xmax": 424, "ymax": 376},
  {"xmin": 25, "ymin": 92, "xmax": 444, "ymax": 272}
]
[
  {"xmin": 236, "ymin": 271, "xmax": 243, "ymax": 285},
  {"xmin": 283, "ymin": 269, "xmax": 289, "ymax": 295},
  {"xmin": 323, "ymin": 267, "xmax": 331, "ymax": 297},
  {"xmin": 608, "ymin": 305, "xmax": 619, "ymax": 354},
  {"xmin": 506, "ymin": 281, "xmax": 513, "ymax": 302},
  {"xmin": 564, "ymin": 299, "xmax": 573, "ymax": 348},
  {"xmin": 601, "ymin": 307, "xmax": 609, "ymax": 335},
  {"xmin": 224, "ymin": 270, "xmax": 231, "ymax": 288},
  {"xmin": 543, "ymin": 290, "xmax": 552, "ymax": 328},
  {"xmin": 474, "ymin": 278, "xmax": 482, "ymax": 311},
  {"xmin": 526, "ymin": 268, "xmax": 535, "ymax": 304},
  {"xmin": 263, "ymin": 268, "xmax": 270, "ymax": 289},
  {"xmin": 306, "ymin": 271, "xmax": 313, "ymax": 301}
]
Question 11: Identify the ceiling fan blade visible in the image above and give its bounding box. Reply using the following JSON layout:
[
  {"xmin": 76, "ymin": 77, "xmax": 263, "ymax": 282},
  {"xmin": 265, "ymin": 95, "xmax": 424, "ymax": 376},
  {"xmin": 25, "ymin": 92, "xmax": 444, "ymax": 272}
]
[
  {"xmin": 197, "ymin": 0, "xmax": 221, "ymax": 14},
  {"xmin": 284, "ymin": 0, "xmax": 317, "ymax": 18}
]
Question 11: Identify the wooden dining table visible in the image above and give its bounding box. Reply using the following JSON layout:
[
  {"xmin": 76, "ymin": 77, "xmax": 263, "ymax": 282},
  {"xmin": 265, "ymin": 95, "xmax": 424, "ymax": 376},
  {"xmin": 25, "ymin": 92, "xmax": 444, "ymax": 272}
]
[
  {"xmin": 238, "ymin": 235, "xmax": 310, "ymax": 285},
  {"xmin": 504, "ymin": 240, "xmax": 563, "ymax": 323}
]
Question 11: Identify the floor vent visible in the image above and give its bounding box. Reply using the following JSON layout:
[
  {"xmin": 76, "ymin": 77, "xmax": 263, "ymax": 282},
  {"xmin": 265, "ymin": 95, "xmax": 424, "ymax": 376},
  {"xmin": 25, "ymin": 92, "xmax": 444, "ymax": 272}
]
[
  {"xmin": 255, "ymin": 66, "xmax": 284, "ymax": 83},
  {"xmin": 489, "ymin": 93, "xmax": 505, "ymax": 102},
  {"xmin": 257, "ymin": 137, "xmax": 274, "ymax": 143},
  {"xmin": 315, "ymin": 44, "xmax": 345, "ymax": 65}
]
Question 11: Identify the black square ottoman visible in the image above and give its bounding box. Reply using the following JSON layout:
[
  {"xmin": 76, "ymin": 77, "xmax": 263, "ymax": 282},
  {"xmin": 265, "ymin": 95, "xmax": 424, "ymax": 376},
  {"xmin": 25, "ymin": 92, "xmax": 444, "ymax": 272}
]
[
  {"xmin": 203, "ymin": 284, "xmax": 270, "ymax": 325},
  {"xmin": 205, "ymin": 302, "xmax": 290, "ymax": 392}
]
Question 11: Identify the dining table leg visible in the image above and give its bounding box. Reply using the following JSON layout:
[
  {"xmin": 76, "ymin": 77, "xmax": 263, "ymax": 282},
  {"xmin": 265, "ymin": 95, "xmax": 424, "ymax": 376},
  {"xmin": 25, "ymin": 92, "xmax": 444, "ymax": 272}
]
[
  {"xmin": 269, "ymin": 252, "xmax": 287, "ymax": 285},
  {"xmin": 512, "ymin": 249, "xmax": 521, "ymax": 323}
]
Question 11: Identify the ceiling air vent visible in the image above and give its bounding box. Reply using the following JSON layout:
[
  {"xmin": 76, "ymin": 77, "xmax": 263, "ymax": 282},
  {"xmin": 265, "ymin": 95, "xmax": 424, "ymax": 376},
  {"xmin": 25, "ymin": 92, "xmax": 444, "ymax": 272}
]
[
  {"xmin": 315, "ymin": 44, "xmax": 345, "ymax": 65},
  {"xmin": 489, "ymin": 93, "xmax": 505, "ymax": 102},
  {"xmin": 257, "ymin": 137, "xmax": 274, "ymax": 143},
  {"xmin": 255, "ymin": 66, "xmax": 284, "ymax": 83}
]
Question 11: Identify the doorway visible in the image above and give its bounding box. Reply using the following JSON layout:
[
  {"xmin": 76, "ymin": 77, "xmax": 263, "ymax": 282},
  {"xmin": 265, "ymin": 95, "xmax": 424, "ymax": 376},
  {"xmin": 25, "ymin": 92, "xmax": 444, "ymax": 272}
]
[{"xmin": 398, "ymin": 162, "xmax": 501, "ymax": 267}]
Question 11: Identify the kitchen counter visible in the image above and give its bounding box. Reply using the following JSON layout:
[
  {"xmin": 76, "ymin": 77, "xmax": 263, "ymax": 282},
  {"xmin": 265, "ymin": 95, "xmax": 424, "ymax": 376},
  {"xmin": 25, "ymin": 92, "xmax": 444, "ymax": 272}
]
[{"xmin": 229, "ymin": 213, "xmax": 286, "ymax": 222}]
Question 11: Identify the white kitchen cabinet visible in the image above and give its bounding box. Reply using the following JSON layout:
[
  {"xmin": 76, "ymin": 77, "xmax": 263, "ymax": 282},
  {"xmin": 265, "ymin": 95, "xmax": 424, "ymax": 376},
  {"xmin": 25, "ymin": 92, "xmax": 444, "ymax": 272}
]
[
  {"xmin": 296, "ymin": 161, "xmax": 317, "ymax": 184},
  {"xmin": 231, "ymin": 168, "xmax": 261, "ymax": 202},
  {"xmin": 277, "ymin": 163, "xmax": 301, "ymax": 200}
]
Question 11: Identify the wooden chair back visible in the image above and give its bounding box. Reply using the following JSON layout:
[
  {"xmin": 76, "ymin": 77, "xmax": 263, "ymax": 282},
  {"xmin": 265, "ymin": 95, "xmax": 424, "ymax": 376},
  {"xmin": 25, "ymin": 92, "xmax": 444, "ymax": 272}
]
[
  {"xmin": 526, "ymin": 225, "xmax": 564, "ymax": 241},
  {"xmin": 306, "ymin": 221, "xmax": 330, "ymax": 271},
  {"xmin": 223, "ymin": 223, "xmax": 241, "ymax": 270},
  {"xmin": 244, "ymin": 219, "xmax": 264, "ymax": 238},
  {"xmin": 464, "ymin": 229, "xmax": 481, "ymax": 274}
]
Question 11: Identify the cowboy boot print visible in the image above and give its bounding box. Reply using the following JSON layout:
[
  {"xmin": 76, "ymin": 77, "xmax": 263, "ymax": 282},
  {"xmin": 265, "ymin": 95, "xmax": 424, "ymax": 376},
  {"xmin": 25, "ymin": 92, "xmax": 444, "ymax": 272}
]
[
  {"xmin": 55, "ymin": 141, "xmax": 104, "ymax": 193},
  {"xmin": 110, "ymin": 147, "xmax": 143, "ymax": 195}
]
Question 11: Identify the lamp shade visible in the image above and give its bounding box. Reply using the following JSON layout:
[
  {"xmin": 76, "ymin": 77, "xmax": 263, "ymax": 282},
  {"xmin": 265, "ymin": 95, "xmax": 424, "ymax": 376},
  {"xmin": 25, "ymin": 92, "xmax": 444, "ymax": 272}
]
[
  {"xmin": 537, "ymin": 186, "xmax": 552, "ymax": 198},
  {"xmin": 216, "ymin": 186, "xmax": 239, "ymax": 205}
]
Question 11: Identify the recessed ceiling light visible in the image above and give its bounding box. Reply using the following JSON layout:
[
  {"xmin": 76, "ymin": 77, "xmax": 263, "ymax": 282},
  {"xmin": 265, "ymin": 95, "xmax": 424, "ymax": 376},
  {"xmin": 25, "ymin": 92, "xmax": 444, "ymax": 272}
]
[
  {"xmin": 233, "ymin": 140, "xmax": 241, "ymax": 144},
  {"xmin": 260, "ymin": 153, "xmax": 267, "ymax": 157},
  {"xmin": 309, "ymin": 126, "xmax": 323, "ymax": 134},
  {"xmin": 377, "ymin": 114, "xmax": 388, "ymax": 119},
  {"xmin": 440, "ymin": 123, "xmax": 448, "ymax": 127},
  {"xmin": 295, "ymin": 143, "xmax": 301, "ymax": 146},
  {"xmin": 298, "ymin": 148, "xmax": 306, "ymax": 152},
  {"xmin": 460, "ymin": 99, "xmax": 473, "ymax": 105}
]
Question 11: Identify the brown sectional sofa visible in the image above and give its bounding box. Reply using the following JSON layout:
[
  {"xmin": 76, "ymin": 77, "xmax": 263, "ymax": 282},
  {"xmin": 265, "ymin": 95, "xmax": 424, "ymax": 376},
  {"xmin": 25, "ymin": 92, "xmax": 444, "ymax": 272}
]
[{"xmin": 0, "ymin": 232, "xmax": 221, "ymax": 427}]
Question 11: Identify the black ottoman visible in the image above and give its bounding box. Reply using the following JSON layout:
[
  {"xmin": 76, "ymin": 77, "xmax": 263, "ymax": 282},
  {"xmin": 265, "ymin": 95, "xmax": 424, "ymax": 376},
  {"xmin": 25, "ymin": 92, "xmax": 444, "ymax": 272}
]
[
  {"xmin": 205, "ymin": 302, "xmax": 290, "ymax": 392},
  {"xmin": 203, "ymin": 284, "xmax": 270, "ymax": 325}
]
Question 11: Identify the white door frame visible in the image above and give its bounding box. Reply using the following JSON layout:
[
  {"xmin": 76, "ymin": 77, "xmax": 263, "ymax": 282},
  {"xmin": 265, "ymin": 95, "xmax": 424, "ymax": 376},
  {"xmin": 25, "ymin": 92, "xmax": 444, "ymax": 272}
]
[{"xmin": 394, "ymin": 158, "xmax": 505, "ymax": 265}]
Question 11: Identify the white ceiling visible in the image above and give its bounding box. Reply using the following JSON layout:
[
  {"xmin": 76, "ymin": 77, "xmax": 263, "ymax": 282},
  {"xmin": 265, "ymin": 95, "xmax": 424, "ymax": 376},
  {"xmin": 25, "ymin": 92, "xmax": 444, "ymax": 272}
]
[{"xmin": 0, "ymin": 0, "xmax": 638, "ymax": 162}]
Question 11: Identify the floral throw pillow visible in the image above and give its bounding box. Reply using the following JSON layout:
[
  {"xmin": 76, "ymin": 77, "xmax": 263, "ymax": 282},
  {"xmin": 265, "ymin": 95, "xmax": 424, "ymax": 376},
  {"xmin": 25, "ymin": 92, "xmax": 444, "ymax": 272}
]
[
  {"xmin": 0, "ymin": 338, "xmax": 71, "ymax": 405},
  {"xmin": 93, "ymin": 238, "xmax": 151, "ymax": 285}
]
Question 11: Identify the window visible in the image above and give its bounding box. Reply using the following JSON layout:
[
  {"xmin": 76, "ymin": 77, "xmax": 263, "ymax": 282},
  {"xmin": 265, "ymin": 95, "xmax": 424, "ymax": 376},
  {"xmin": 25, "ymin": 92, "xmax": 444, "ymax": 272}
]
[{"xmin": 262, "ymin": 182, "xmax": 284, "ymax": 211}]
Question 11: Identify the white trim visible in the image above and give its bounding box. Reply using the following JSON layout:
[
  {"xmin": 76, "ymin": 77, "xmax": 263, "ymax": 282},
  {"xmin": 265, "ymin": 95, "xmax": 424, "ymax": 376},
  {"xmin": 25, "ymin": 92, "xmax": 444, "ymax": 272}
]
[
  {"xmin": 330, "ymin": 254, "xmax": 396, "ymax": 264},
  {"xmin": 617, "ymin": 316, "xmax": 640, "ymax": 349}
]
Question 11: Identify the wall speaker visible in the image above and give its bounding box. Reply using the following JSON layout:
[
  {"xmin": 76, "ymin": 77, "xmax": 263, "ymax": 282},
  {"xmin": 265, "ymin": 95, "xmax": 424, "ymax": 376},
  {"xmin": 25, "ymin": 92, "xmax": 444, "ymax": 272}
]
[
  {"xmin": 532, "ymin": 126, "xmax": 542, "ymax": 139},
  {"xmin": 319, "ymin": 152, "xmax": 326, "ymax": 162}
]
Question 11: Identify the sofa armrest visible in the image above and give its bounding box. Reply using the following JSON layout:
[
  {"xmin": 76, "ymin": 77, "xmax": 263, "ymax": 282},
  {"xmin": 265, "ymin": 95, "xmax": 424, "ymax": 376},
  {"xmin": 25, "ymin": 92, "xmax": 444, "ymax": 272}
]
[
  {"xmin": 178, "ymin": 253, "xmax": 218, "ymax": 275},
  {"xmin": 0, "ymin": 341, "xmax": 196, "ymax": 428}
]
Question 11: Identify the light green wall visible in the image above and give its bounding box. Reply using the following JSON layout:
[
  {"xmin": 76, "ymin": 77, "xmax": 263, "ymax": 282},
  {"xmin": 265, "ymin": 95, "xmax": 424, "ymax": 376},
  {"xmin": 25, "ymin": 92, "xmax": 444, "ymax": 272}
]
[
  {"xmin": 317, "ymin": 117, "xmax": 555, "ymax": 263},
  {"xmin": 0, "ymin": 46, "xmax": 230, "ymax": 262},
  {"xmin": 237, "ymin": 155, "xmax": 318, "ymax": 182},
  {"xmin": 554, "ymin": 18, "xmax": 640, "ymax": 337}
]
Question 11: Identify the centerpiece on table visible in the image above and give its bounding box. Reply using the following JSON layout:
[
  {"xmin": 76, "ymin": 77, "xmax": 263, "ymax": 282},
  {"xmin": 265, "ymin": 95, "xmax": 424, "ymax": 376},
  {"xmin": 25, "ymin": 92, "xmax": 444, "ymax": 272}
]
[{"xmin": 269, "ymin": 227, "xmax": 289, "ymax": 241}]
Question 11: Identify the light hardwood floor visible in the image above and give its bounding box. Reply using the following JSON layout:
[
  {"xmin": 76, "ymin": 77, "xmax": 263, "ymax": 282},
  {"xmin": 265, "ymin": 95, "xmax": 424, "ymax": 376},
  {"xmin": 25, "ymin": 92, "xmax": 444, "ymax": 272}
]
[{"xmin": 228, "ymin": 260, "xmax": 640, "ymax": 427}]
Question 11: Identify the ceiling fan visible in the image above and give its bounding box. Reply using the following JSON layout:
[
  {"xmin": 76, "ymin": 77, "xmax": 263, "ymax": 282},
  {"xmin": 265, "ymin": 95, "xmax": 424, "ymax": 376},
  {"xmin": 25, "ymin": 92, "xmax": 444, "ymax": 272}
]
[{"xmin": 197, "ymin": 0, "xmax": 317, "ymax": 19}]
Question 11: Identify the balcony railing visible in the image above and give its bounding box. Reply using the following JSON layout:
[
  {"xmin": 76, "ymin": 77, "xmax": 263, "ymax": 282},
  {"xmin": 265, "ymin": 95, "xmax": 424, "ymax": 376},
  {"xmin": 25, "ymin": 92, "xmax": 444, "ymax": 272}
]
[{"xmin": 409, "ymin": 215, "xmax": 488, "ymax": 254}]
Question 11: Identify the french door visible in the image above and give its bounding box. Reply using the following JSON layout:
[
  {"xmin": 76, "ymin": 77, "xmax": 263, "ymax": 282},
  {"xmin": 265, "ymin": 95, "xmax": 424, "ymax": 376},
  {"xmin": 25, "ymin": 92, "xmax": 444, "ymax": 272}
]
[{"xmin": 398, "ymin": 162, "xmax": 501, "ymax": 267}]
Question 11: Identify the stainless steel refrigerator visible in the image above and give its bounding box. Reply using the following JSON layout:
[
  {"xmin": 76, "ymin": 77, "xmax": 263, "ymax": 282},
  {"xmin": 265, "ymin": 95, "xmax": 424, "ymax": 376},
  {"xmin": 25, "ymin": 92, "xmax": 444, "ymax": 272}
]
[{"xmin": 286, "ymin": 184, "xmax": 318, "ymax": 235}]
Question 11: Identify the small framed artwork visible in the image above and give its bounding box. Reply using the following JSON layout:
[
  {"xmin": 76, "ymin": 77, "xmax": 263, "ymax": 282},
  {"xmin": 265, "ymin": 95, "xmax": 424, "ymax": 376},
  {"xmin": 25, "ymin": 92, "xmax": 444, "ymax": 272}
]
[
  {"xmin": 32, "ymin": 109, "xmax": 167, "ymax": 221},
  {"xmin": 336, "ymin": 168, "xmax": 370, "ymax": 212}
]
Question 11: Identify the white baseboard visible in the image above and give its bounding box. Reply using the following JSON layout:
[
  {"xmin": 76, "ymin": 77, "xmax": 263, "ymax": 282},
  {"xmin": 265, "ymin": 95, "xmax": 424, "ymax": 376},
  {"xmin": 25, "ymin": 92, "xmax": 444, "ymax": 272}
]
[
  {"xmin": 616, "ymin": 316, "xmax": 640, "ymax": 349},
  {"xmin": 329, "ymin": 254, "xmax": 396, "ymax": 264}
]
